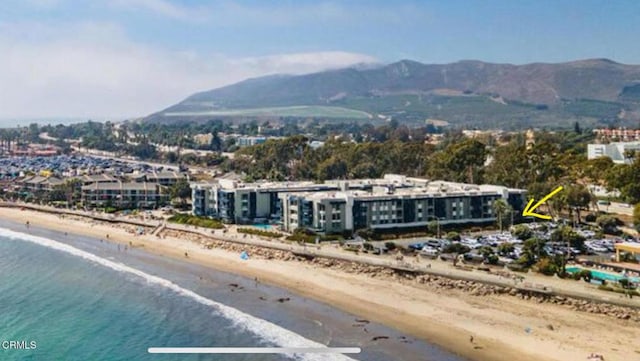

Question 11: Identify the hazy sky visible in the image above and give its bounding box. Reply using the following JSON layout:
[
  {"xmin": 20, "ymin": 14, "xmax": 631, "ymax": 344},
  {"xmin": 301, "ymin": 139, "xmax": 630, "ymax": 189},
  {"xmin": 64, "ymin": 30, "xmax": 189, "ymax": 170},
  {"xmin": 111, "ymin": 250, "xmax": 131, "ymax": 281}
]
[{"xmin": 1, "ymin": 0, "xmax": 639, "ymax": 119}]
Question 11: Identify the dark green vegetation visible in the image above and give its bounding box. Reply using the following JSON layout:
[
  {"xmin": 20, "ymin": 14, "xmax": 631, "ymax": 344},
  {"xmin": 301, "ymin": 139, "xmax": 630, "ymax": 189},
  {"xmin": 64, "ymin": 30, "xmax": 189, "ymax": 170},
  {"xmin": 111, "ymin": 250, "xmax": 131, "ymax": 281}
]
[
  {"xmin": 149, "ymin": 58, "xmax": 640, "ymax": 129},
  {"xmin": 226, "ymin": 127, "xmax": 640, "ymax": 231},
  {"xmin": 167, "ymin": 214, "xmax": 224, "ymax": 229},
  {"xmin": 285, "ymin": 229, "xmax": 344, "ymax": 243},
  {"xmin": 237, "ymin": 228, "xmax": 283, "ymax": 238}
]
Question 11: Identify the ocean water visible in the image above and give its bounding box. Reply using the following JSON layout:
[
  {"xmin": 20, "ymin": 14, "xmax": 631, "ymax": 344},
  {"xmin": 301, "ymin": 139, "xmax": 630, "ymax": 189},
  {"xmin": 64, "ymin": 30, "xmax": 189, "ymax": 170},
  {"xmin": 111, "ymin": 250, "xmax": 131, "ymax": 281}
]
[
  {"xmin": 0, "ymin": 222, "xmax": 465, "ymax": 361},
  {"xmin": 0, "ymin": 118, "xmax": 108, "ymax": 128}
]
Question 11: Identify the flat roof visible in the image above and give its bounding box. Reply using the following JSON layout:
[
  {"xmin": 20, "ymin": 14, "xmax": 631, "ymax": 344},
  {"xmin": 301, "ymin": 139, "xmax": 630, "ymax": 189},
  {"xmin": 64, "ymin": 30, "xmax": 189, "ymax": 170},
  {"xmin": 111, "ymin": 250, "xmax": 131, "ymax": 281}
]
[
  {"xmin": 82, "ymin": 182, "xmax": 162, "ymax": 191},
  {"xmin": 615, "ymin": 242, "xmax": 640, "ymax": 253},
  {"xmin": 190, "ymin": 174, "xmax": 526, "ymax": 197},
  {"xmin": 289, "ymin": 183, "xmax": 522, "ymax": 202}
]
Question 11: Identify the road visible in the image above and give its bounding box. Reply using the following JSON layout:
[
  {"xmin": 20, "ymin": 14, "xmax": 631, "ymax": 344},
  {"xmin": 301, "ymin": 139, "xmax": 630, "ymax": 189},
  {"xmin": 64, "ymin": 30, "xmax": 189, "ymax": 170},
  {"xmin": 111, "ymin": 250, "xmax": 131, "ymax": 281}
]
[{"xmin": 604, "ymin": 202, "xmax": 634, "ymax": 216}]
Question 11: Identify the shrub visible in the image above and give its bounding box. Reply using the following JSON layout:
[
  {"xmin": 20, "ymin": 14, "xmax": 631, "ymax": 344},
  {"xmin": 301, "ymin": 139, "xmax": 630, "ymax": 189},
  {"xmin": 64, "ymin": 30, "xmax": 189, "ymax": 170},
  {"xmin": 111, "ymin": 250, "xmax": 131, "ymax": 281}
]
[
  {"xmin": 384, "ymin": 242, "xmax": 397, "ymax": 251},
  {"xmin": 596, "ymin": 215, "xmax": 621, "ymax": 235},
  {"xmin": 167, "ymin": 214, "xmax": 224, "ymax": 229},
  {"xmin": 487, "ymin": 254, "xmax": 499, "ymax": 265},
  {"xmin": 286, "ymin": 230, "xmax": 341, "ymax": 243},
  {"xmin": 535, "ymin": 258, "xmax": 557, "ymax": 276},
  {"xmin": 577, "ymin": 269, "xmax": 592, "ymax": 282},
  {"xmin": 598, "ymin": 284, "xmax": 640, "ymax": 296},
  {"xmin": 511, "ymin": 225, "xmax": 533, "ymax": 240},
  {"xmin": 497, "ymin": 242, "xmax": 515, "ymax": 256},
  {"xmin": 237, "ymin": 228, "xmax": 283, "ymax": 238},
  {"xmin": 443, "ymin": 243, "xmax": 470, "ymax": 254},
  {"xmin": 585, "ymin": 213, "xmax": 597, "ymax": 223},
  {"xmin": 446, "ymin": 231, "xmax": 461, "ymax": 242},
  {"xmin": 619, "ymin": 278, "xmax": 630, "ymax": 289}
]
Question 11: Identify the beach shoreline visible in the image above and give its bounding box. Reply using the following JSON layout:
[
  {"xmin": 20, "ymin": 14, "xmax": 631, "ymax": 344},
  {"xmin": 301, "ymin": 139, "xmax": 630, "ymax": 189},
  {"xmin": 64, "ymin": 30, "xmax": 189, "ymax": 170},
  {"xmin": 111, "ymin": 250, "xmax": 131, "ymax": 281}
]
[{"xmin": 2, "ymin": 206, "xmax": 639, "ymax": 361}]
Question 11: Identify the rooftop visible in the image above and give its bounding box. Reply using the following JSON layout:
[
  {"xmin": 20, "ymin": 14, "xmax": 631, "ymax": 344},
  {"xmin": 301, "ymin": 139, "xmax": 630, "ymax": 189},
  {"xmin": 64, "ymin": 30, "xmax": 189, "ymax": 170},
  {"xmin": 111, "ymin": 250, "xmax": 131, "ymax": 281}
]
[
  {"xmin": 288, "ymin": 181, "xmax": 524, "ymax": 201},
  {"xmin": 81, "ymin": 181, "xmax": 164, "ymax": 191}
]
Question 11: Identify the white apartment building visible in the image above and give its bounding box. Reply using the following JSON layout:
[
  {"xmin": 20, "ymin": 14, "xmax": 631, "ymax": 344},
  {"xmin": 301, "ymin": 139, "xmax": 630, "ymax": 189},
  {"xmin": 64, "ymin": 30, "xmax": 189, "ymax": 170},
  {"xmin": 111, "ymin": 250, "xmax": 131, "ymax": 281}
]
[{"xmin": 587, "ymin": 141, "xmax": 640, "ymax": 164}]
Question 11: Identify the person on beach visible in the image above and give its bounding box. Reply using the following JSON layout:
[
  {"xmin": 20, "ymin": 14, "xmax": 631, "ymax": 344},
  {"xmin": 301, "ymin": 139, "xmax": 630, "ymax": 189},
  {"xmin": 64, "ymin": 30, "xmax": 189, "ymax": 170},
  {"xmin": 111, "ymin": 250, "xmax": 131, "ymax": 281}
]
[
  {"xmin": 25, "ymin": 221, "xmax": 30, "ymax": 228},
  {"xmin": 469, "ymin": 335, "xmax": 474, "ymax": 343}
]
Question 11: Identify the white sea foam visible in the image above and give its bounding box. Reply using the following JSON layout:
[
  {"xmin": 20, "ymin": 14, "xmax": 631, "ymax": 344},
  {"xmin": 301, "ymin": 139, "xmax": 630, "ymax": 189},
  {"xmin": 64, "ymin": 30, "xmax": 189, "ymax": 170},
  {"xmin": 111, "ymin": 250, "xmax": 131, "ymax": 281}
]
[{"xmin": 1, "ymin": 228, "xmax": 357, "ymax": 361}]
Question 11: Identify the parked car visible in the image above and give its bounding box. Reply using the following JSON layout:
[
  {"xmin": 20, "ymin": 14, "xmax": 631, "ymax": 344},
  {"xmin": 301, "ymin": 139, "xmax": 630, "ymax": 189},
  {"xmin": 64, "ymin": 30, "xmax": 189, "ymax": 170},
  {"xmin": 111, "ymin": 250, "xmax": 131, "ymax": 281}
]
[{"xmin": 419, "ymin": 247, "xmax": 439, "ymax": 259}]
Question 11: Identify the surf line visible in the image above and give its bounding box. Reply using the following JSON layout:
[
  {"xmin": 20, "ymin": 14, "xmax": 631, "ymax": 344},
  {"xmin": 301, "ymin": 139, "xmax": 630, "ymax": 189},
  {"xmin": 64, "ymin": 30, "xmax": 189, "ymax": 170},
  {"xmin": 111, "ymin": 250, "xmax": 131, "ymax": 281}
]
[{"xmin": 1, "ymin": 228, "xmax": 357, "ymax": 361}]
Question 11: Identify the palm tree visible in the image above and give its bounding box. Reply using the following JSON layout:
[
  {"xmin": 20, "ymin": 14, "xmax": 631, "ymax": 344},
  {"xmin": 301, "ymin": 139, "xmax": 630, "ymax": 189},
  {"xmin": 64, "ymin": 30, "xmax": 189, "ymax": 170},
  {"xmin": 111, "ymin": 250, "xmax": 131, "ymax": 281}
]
[{"xmin": 493, "ymin": 198, "xmax": 511, "ymax": 233}]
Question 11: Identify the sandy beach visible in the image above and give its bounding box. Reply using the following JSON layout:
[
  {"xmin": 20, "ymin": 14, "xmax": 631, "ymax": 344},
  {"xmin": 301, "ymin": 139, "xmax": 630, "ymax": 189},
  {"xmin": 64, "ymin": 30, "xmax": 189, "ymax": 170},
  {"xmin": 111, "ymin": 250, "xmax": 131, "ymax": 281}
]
[{"xmin": 1, "ymin": 207, "xmax": 639, "ymax": 361}]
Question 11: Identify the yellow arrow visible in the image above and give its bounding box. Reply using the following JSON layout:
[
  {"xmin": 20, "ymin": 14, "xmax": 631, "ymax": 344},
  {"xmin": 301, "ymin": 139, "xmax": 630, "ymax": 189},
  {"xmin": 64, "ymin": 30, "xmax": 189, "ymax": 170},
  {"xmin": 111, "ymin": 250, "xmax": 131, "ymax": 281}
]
[{"xmin": 522, "ymin": 186, "xmax": 564, "ymax": 220}]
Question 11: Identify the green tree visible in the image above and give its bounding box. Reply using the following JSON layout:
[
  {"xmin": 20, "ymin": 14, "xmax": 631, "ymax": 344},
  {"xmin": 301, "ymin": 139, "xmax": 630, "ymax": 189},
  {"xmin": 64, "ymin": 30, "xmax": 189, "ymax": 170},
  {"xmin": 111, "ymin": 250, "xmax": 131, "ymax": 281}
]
[
  {"xmin": 511, "ymin": 225, "xmax": 533, "ymax": 240},
  {"xmin": 478, "ymin": 246, "xmax": 494, "ymax": 259},
  {"xmin": 170, "ymin": 178, "xmax": 192, "ymax": 205},
  {"xmin": 443, "ymin": 243, "xmax": 470, "ymax": 254},
  {"xmin": 563, "ymin": 184, "xmax": 592, "ymax": 224},
  {"xmin": 535, "ymin": 258, "xmax": 557, "ymax": 276},
  {"xmin": 551, "ymin": 225, "xmax": 586, "ymax": 249},
  {"xmin": 497, "ymin": 242, "xmax": 515, "ymax": 256},
  {"xmin": 492, "ymin": 198, "xmax": 511, "ymax": 232},
  {"xmin": 427, "ymin": 138, "xmax": 487, "ymax": 184},
  {"xmin": 573, "ymin": 121, "xmax": 582, "ymax": 134},
  {"xmin": 446, "ymin": 231, "xmax": 461, "ymax": 242},
  {"xmin": 634, "ymin": 203, "xmax": 640, "ymax": 231},
  {"xmin": 519, "ymin": 237, "xmax": 547, "ymax": 267},
  {"xmin": 596, "ymin": 215, "xmax": 620, "ymax": 235}
]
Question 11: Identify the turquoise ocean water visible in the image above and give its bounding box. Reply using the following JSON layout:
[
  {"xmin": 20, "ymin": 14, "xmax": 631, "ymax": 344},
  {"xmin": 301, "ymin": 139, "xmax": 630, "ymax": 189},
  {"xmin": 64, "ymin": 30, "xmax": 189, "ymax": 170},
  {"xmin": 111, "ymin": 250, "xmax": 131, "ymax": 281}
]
[{"xmin": 0, "ymin": 222, "xmax": 464, "ymax": 361}]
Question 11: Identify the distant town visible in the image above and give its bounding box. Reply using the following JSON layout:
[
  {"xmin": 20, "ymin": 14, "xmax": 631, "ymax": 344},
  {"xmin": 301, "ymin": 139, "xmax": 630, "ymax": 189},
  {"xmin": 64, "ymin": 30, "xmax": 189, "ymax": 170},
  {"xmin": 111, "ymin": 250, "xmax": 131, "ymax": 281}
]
[{"xmin": 1, "ymin": 121, "xmax": 639, "ymax": 283}]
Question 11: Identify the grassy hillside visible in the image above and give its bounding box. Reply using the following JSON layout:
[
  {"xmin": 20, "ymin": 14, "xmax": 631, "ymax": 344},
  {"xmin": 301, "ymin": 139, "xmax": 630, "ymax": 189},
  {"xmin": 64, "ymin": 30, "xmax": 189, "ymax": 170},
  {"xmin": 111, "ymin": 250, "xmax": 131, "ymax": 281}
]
[
  {"xmin": 163, "ymin": 105, "xmax": 371, "ymax": 119},
  {"xmin": 147, "ymin": 58, "xmax": 640, "ymax": 129}
]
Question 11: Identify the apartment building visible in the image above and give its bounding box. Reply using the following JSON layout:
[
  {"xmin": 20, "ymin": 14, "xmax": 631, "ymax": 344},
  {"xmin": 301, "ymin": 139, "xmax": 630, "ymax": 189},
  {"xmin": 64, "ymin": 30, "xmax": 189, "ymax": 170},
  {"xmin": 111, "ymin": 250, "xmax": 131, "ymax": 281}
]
[
  {"xmin": 192, "ymin": 175, "xmax": 526, "ymax": 233},
  {"xmin": 18, "ymin": 176, "xmax": 65, "ymax": 192},
  {"xmin": 132, "ymin": 171, "xmax": 188, "ymax": 187},
  {"xmin": 191, "ymin": 179, "xmax": 338, "ymax": 223},
  {"xmin": 587, "ymin": 141, "xmax": 640, "ymax": 164},
  {"xmin": 81, "ymin": 181, "xmax": 169, "ymax": 209},
  {"xmin": 279, "ymin": 181, "xmax": 527, "ymax": 234},
  {"xmin": 191, "ymin": 174, "xmax": 426, "ymax": 224}
]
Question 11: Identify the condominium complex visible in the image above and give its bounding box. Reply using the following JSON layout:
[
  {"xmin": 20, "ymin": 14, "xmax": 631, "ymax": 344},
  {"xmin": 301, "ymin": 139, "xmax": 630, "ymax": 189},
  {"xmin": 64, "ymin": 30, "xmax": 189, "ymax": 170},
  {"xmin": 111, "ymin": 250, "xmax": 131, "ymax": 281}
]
[
  {"xmin": 191, "ymin": 179, "xmax": 342, "ymax": 223},
  {"xmin": 131, "ymin": 171, "xmax": 188, "ymax": 187},
  {"xmin": 81, "ymin": 182, "xmax": 169, "ymax": 209},
  {"xmin": 192, "ymin": 175, "xmax": 526, "ymax": 234},
  {"xmin": 587, "ymin": 141, "xmax": 640, "ymax": 164}
]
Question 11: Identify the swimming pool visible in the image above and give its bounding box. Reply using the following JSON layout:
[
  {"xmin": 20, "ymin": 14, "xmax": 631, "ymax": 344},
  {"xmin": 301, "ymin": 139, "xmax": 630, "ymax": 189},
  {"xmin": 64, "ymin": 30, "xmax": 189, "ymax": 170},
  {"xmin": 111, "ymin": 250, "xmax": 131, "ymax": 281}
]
[
  {"xmin": 252, "ymin": 224, "xmax": 272, "ymax": 230},
  {"xmin": 566, "ymin": 266, "xmax": 640, "ymax": 283}
]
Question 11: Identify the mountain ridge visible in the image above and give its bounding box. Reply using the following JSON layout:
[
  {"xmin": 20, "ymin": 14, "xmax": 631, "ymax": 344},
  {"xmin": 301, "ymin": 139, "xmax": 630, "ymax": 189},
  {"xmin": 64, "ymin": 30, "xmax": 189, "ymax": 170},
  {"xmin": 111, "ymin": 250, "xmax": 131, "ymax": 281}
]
[{"xmin": 148, "ymin": 58, "xmax": 640, "ymax": 129}]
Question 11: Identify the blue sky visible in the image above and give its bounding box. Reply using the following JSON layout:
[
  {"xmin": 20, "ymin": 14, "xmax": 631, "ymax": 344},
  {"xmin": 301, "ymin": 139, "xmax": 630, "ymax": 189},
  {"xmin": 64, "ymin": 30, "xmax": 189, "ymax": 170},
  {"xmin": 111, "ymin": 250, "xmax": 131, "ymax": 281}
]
[{"xmin": 1, "ymin": 0, "xmax": 639, "ymax": 118}]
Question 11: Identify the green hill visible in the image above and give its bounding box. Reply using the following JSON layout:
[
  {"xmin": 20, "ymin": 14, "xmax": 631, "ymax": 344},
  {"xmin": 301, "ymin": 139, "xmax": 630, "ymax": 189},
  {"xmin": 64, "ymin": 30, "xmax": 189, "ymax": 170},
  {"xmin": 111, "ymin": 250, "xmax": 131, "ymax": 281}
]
[{"xmin": 146, "ymin": 58, "xmax": 640, "ymax": 129}]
